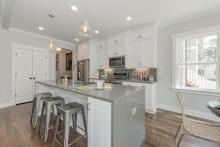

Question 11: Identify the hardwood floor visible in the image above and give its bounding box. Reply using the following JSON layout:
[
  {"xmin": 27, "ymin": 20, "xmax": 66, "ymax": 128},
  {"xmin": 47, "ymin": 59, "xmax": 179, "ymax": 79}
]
[
  {"xmin": 144, "ymin": 109, "xmax": 182, "ymax": 147},
  {"xmin": 0, "ymin": 103, "xmax": 215, "ymax": 147},
  {"xmin": 0, "ymin": 103, "xmax": 86, "ymax": 147}
]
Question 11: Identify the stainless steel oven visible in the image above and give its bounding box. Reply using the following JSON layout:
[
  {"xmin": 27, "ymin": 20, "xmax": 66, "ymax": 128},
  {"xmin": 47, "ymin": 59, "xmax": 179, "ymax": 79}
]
[{"xmin": 109, "ymin": 56, "xmax": 125, "ymax": 68}]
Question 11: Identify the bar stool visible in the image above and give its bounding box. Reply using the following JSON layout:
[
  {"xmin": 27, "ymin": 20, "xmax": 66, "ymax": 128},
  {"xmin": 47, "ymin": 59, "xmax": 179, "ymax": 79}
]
[
  {"xmin": 30, "ymin": 92, "xmax": 52, "ymax": 128},
  {"xmin": 53, "ymin": 102, "xmax": 87, "ymax": 147},
  {"xmin": 39, "ymin": 96, "xmax": 65, "ymax": 143}
]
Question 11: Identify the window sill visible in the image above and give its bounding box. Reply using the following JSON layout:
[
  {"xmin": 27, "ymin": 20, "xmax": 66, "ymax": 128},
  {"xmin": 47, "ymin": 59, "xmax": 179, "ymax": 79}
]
[{"xmin": 172, "ymin": 87, "xmax": 220, "ymax": 97}]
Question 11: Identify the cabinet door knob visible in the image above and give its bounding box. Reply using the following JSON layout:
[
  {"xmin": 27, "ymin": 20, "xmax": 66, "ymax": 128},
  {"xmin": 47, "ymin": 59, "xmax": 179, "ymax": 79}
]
[{"xmin": 29, "ymin": 77, "xmax": 32, "ymax": 80}]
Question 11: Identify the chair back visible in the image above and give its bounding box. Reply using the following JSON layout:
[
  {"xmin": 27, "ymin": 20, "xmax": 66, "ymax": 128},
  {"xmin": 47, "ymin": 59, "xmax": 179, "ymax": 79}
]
[{"xmin": 176, "ymin": 90, "xmax": 185, "ymax": 117}]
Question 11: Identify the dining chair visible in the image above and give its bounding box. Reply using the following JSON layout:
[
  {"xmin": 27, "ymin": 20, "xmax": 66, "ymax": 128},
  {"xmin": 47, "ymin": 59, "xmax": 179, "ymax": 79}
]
[{"xmin": 175, "ymin": 90, "xmax": 220, "ymax": 147}]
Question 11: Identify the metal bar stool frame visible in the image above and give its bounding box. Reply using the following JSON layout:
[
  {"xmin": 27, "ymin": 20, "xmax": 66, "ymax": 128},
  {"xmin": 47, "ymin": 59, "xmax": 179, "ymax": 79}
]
[
  {"xmin": 30, "ymin": 92, "xmax": 52, "ymax": 129},
  {"xmin": 53, "ymin": 102, "xmax": 87, "ymax": 147},
  {"xmin": 38, "ymin": 96, "xmax": 65, "ymax": 143}
]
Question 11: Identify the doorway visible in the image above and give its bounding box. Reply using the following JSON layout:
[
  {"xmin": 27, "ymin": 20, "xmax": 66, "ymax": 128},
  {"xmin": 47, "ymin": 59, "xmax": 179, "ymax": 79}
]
[
  {"xmin": 55, "ymin": 48, "xmax": 73, "ymax": 80},
  {"xmin": 12, "ymin": 45, "xmax": 49, "ymax": 104}
]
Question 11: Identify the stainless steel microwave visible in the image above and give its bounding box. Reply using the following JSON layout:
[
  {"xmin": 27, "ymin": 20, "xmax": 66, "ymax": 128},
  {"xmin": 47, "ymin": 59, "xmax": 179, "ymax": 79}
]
[{"xmin": 109, "ymin": 56, "xmax": 125, "ymax": 68}]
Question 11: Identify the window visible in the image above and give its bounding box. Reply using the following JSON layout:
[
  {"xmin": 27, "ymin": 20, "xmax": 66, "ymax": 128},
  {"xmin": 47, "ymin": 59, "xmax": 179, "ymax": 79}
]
[{"xmin": 173, "ymin": 30, "xmax": 220, "ymax": 92}]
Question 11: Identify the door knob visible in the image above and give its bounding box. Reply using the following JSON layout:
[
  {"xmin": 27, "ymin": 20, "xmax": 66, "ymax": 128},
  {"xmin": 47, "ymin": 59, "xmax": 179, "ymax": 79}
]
[
  {"xmin": 33, "ymin": 77, "xmax": 36, "ymax": 80},
  {"xmin": 29, "ymin": 77, "xmax": 32, "ymax": 80}
]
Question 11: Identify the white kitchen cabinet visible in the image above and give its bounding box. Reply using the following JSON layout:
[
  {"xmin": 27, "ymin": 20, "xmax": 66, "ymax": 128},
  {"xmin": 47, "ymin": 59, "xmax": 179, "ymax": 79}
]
[
  {"xmin": 127, "ymin": 38, "xmax": 155, "ymax": 68},
  {"xmin": 108, "ymin": 44, "xmax": 126, "ymax": 57},
  {"xmin": 78, "ymin": 42, "xmax": 89, "ymax": 61},
  {"xmin": 128, "ymin": 25, "xmax": 155, "ymax": 43},
  {"xmin": 108, "ymin": 32, "xmax": 127, "ymax": 57},
  {"xmin": 122, "ymin": 81, "xmax": 157, "ymax": 114},
  {"xmin": 88, "ymin": 97, "xmax": 111, "ymax": 147},
  {"xmin": 141, "ymin": 38, "xmax": 155, "ymax": 67},
  {"xmin": 95, "ymin": 39, "xmax": 108, "ymax": 69},
  {"xmin": 108, "ymin": 32, "xmax": 127, "ymax": 46}
]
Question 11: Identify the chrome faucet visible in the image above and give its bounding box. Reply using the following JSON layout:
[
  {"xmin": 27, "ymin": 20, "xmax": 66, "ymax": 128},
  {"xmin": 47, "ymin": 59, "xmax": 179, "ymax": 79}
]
[{"xmin": 72, "ymin": 64, "xmax": 77, "ymax": 85}]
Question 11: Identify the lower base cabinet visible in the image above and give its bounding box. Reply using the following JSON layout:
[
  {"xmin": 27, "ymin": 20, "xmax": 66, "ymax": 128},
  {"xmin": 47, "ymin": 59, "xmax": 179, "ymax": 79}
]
[{"xmin": 88, "ymin": 97, "xmax": 112, "ymax": 147}]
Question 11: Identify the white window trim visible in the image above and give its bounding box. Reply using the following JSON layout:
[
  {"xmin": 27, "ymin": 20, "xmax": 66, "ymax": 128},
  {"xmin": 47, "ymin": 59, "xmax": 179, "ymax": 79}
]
[{"xmin": 172, "ymin": 25, "xmax": 220, "ymax": 94}]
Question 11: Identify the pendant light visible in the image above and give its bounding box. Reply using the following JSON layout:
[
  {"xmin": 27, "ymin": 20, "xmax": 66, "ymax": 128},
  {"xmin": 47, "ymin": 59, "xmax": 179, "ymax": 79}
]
[
  {"xmin": 79, "ymin": 0, "xmax": 93, "ymax": 37},
  {"xmin": 49, "ymin": 40, "xmax": 54, "ymax": 49}
]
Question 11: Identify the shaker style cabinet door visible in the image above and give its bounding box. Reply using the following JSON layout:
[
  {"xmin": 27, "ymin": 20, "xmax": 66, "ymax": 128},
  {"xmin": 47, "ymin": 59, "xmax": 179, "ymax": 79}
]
[{"xmin": 88, "ymin": 97, "xmax": 111, "ymax": 147}]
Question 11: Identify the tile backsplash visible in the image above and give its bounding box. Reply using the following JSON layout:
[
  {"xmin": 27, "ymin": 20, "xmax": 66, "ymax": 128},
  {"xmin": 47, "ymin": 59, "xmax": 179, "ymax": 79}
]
[{"xmin": 99, "ymin": 68, "xmax": 157, "ymax": 82}]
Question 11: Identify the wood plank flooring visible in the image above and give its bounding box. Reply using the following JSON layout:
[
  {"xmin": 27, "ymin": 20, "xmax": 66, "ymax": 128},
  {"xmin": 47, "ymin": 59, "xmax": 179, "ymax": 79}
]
[
  {"xmin": 0, "ymin": 103, "xmax": 86, "ymax": 147},
  {"xmin": 0, "ymin": 103, "xmax": 215, "ymax": 147},
  {"xmin": 144, "ymin": 109, "xmax": 182, "ymax": 147}
]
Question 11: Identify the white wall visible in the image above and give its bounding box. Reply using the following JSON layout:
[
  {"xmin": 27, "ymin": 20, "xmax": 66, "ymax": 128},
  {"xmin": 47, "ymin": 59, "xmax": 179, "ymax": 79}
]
[
  {"xmin": 157, "ymin": 11, "xmax": 220, "ymax": 121},
  {"xmin": 0, "ymin": 28, "xmax": 75, "ymax": 106}
]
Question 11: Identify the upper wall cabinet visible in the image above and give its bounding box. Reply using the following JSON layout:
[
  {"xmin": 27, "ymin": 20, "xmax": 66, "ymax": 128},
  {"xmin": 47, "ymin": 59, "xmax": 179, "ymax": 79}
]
[
  {"xmin": 127, "ymin": 38, "xmax": 155, "ymax": 68},
  {"xmin": 95, "ymin": 39, "xmax": 108, "ymax": 69},
  {"xmin": 78, "ymin": 42, "xmax": 89, "ymax": 61},
  {"xmin": 107, "ymin": 32, "xmax": 127, "ymax": 57},
  {"xmin": 108, "ymin": 32, "xmax": 127, "ymax": 46},
  {"xmin": 108, "ymin": 44, "xmax": 127, "ymax": 57},
  {"xmin": 128, "ymin": 25, "xmax": 155, "ymax": 43}
]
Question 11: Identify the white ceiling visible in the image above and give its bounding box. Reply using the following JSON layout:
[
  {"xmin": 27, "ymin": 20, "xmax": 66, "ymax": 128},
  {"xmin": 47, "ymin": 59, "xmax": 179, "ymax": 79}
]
[{"xmin": 2, "ymin": 0, "xmax": 220, "ymax": 42}]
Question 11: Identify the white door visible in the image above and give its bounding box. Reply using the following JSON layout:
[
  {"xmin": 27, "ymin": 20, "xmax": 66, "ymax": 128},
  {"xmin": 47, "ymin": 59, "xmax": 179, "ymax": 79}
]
[
  {"xmin": 88, "ymin": 98, "xmax": 111, "ymax": 147},
  {"xmin": 33, "ymin": 51, "xmax": 48, "ymax": 81},
  {"xmin": 15, "ymin": 49, "xmax": 33, "ymax": 104}
]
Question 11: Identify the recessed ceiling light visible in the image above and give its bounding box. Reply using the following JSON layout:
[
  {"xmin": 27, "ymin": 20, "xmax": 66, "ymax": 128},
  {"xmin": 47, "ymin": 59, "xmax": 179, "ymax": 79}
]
[
  {"xmin": 38, "ymin": 26, "xmax": 45, "ymax": 31},
  {"xmin": 94, "ymin": 30, "xmax": 100, "ymax": 34},
  {"xmin": 56, "ymin": 48, "xmax": 62, "ymax": 51},
  {"xmin": 71, "ymin": 5, "xmax": 79, "ymax": 11},
  {"xmin": 126, "ymin": 16, "xmax": 132, "ymax": 21},
  {"xmin": 75, "ymin": 38, "xmax": 79, "ymax": 42}
]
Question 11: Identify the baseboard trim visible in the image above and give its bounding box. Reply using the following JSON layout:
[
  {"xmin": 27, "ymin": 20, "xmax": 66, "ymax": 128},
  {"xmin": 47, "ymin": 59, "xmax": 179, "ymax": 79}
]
[
  {"xmin": 145, "ymin": 108, "xmax": 156, "ymax": 114},
  {"xmin": 156, "ymin": 104, "xmax": 220, "ymax": 122},
  {"xmin": 0, "ymin": 102, "xmax": 15, "ymax": 108}
]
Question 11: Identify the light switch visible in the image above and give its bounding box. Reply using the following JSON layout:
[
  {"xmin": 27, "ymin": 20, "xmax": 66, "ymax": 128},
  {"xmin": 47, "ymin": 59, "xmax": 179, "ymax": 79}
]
[{"xmin": 131, "ymin": 107, "xmax": 137, "ymax": 116}]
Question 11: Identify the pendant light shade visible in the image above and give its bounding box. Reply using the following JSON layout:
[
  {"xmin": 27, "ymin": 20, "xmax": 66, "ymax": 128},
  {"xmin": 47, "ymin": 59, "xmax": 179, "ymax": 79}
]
[
  {"xmin": 79, "ymin": 20, "xmax": 93, "ymax": 37},
  {"xmin": 49, "ymin": 40, "xmax": 54, "ymax": 49}
]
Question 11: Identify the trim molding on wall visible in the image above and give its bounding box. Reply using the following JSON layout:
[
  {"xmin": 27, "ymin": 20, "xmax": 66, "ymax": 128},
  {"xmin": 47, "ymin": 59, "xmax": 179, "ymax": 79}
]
[
  {"xmin": 156, "ymin": 104, "xmax": 220, "ymax": 122},
  {"xmin": 9, "ymin": 27, "xmax": 75, "ymax": 47},
  {"xmin": 158, "ymin": 8, "xmax": 220, "ymax": 28}
]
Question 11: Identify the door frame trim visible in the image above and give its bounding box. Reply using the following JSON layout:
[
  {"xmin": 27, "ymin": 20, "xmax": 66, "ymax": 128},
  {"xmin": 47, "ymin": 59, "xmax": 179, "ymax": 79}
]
[{"xmin": 12, "ymin": 43, "xmax": 49, "ymax": 105}]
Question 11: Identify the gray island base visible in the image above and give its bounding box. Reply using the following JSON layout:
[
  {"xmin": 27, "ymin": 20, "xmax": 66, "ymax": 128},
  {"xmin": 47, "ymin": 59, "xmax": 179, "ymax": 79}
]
[{"xmin": 35, "ymin": 80, "xmax": 145, "ymax": 147}]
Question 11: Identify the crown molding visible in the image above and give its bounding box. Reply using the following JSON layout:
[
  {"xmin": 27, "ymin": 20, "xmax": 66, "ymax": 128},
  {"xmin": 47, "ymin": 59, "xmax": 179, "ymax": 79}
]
[
  {"xmin": 158, "ymin": 8, "xmax": 220, "ymax": 28},
  {"xmin": 8, "ymin": 27, "xmax": 75, "ymax": 47}
]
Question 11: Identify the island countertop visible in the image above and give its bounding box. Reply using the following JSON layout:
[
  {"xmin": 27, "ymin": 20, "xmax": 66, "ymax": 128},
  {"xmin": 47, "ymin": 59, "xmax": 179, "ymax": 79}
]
[{"xmin": 36, "ymin": 80, "xmax": 144, "ymax": 103}]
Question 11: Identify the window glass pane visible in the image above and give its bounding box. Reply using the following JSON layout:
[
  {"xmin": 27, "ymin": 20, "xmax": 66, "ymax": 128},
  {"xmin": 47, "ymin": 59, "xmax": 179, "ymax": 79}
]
[
  {"xmin": 199, "ymin": 35, "xmax": 217, "ymax": 63},
  {"xmin": 185, "ymin": 64, "xmax": 216, "ymax": 89},
  {"xmin": 186, "ymin": 35, "xmax": 217, "ymax": 63}
]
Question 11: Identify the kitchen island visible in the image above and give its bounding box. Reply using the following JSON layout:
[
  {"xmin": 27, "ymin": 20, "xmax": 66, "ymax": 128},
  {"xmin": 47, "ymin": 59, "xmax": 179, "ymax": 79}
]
[{"xmin": 35, "ymin": 80, "xmax": 145, "ymax": 147}]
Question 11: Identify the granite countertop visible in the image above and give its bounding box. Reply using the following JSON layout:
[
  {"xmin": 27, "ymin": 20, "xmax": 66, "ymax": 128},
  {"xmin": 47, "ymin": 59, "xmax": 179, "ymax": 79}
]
[{"xmin": 36, "ymin": 80, "xmax": 144, "ymax": 103}]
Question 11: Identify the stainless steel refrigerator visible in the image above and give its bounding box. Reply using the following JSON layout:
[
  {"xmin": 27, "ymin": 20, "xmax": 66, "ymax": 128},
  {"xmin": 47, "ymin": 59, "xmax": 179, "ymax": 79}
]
[{"xmin": 77, "ymin": 59, "xmax": 90, "ymax": 81}]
